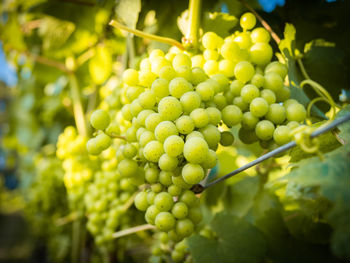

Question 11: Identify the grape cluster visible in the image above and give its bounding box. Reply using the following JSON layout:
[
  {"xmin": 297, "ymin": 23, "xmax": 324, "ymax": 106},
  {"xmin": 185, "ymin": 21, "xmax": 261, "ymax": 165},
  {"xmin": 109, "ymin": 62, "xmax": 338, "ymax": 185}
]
[
  {"xmin": 57, "ymin": 126, "xmax": 99, "ymax": 210},
  {"xmin": 86, "ymin": 12, "xmax": 308, "ymax": 247}
]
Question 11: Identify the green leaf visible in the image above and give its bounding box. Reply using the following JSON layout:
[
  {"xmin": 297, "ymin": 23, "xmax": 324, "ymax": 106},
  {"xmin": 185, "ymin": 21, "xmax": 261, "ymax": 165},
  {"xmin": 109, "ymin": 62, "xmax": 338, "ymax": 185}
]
[
  {"xmin": 335, "ymin": 105, "xmax": 350, "ymax": 143},
  {"xmin": 187, "ymin": 235, "xmax": 219, "ymax": 263},
  {"xmin": 88, "ymin": 46, "xmax": 112, "ymax": 85},
  {"xmin": 115, "ymin": 0, "xmax": 141, "ymax": 28},
  {"xmin": 279, "ymin": 23, "xmax": 296, "ymax": 58},
  {"xmin": 211, "ymin": 212, "xmax": 267, "ymax": 263},
  {"xmin": 202, "ymin": 12, "xmax": 238, "ymax": 38}
]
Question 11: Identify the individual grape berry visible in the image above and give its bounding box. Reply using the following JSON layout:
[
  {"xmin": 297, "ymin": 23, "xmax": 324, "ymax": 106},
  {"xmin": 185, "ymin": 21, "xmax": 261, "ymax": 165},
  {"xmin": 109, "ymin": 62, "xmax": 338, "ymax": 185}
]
[
  {"xmin": 234, "ymin": 32, "xmax": 252, "ymax": 49},
  {"xmin": 90, "ymin": 109, "xmax": 110, "ymax": 130},
  {"xmin": 255, "ymin": 120, "xmax": 275, "ymax": 141},
  {"xmin": 191, "ymin": 67, "xmax": 208, "ymax": 85},
  {"xmin": 190, "ymin": 108, "xmax": 210, "ymax": 128},
  {"xmin": 273, "ymin": 125, "xmax": 292, "ymax": 145},
  {"xmin": 221, "ymin": 41, "xmax": 240, "ymax": 61},
  {"xmin": 240, "ymin": 12, "xmax": 256, "ymax": 30},
  {"xmin": 159, "ymin": 170, "xmax": 173, "ymax": 186},
  {"xmin": 251, "ymin": 27, "xmax": 271, "ymax": 43},
  {"xmin": 176, "ymin": 115, "xmax": 195, "ymax": 134},
  {"xmin": 139, "ymin": 130, "xmax": 156, "ymax": 147},
  {"xmin": 158, "ymin": 154, "xmax": 178, "ymax": 171},
  {"xmin": 183, "ymin": 137, "xmax": 209, "ymax": 164},
  {"xmin": 250, "ymin": 43, "xmax": 273, "ymax": 66},
  {"xmin": 171, "ymin": 202, "xmax": 189, "ymax": 219},
  {"xmin": 250, "ymin": 73, "xmax": 265, "ymax": 88},
  {"xmin": 154, "ymin": 192, "xmax": 174, "ymax": 212},
  {"xmin": 176, "ymin": 218, "xmax": 194, "ymax": 238},
  {"xmin": 188, "ymin": 206, "xmax": 203, "ymax": 224},
  {"xmin": 266, "ymin": 103, "xmax": 286, "ymax": 124},
  {"xmin": 139, "ymin": 90, "xmax": 156, "ymax": 109},
  {"xmin": 145, "ymin": 205, "xmax": 160, "ymax": 225},
  {"xmin": 241, "ymin": 84, "xmax": 260, "ymax": 104},
  {"xmin": 196, "ymin": 81, "xmax": 215, "ymax": 101},
  {"xmin": 220, "ymin": 131, "xmax": 235, "ymax": 146},
  {"xmin": 260, "ymin": 89, "xmax": 276, "ymax": 104},
  {"xmin": 180, "ymin": 91, "xmax": 201, "ymax": 114},
  {"xmin": 172, "ymin": 174, "xmax": 192, "ymax": 190},
  {"xmin": 123, "ymin": 143, "xmax": 137, "ymax": 158},
  {"xmin": 238, "ymin": 127, "xmax": 259, "ymax": 144},
  {"xmin": 155, "ymin": 121, "xmax": 178, "ymax": 142},
  {"xmin": 186, "ymin": 131, "xmax": 204, "ymax": 140},
  {"xmin": 169, "ymin": 77, "xmax": 193, "ymax": 98},
  {"xmin": 206, "ymin": 107, "xmax": 222, "ymax": 125},
  {"xmin": 158, "ymin": 96, "xmax": 183, "ymax": 121},
  {"xmin": 151, "ymin": 78, "xmax": 169, "ymax": 100},
  {"xmin": 145, "ymin": 113, "xmax": 163, "ymax": 132},
  {"xmin": 222, "ymin": 105, "xmax": 243, "ymax": 127},
  {"xmin": 163, "ymin": 135, "xmax": 184, "ymax": 157},
  {"xmin": 122, "ymin": 68, "xmax": 139, "ymax": 86},
  {"xmin": 276, "ymin": 86, "xmax": 291, "ymax": 102},
  {"xmin": 264, "ymin": 72, "xmax": 283, "ymax": 92},
  {"xmin": 250, "ymin": 97, "xmax": 269, "ymax": 117},
  {"xmin": 265, "ymin": 61, "xmax": 288, "ymax": 79},
  {"xmin": 168, "ymin": 184, "xmax": 182, "ymax": 196},
  {"xmin": 118, "ymin": 158, "xmax": 138, "ymax": 177},
  {"xmin": 201, "ymin": 149, "xmax": 217, "ymax": 169},
  {"xmin": 182, "ymin": 163, "xmax": 205, "ymax": 185},
  {"xmin": 203, "ymin": 60, "xmax": 219, "ymax": 75},
  {"xmin": 234, "ymin": 61, "xmax": 255, "ymax": 83},
  {"xmin": 233, "ymin": 96, "xmax": 249, "ymax": 111},
  {"xmin": 230, "ymin": 79, "xmax": 244, "ymax": 96},
  {"xmin": 285, "ymin": 103, "xmax": 306, "ymax": 122},
  {"xmin": 287, "ymin": 121, "xmax": 300, "ymax": 130},
  {"xmin": 145, "ymin": 167, "xmax": 160, "ymax": 184},
  {"xmin": 134, "ymin": 191, "xmax": 149, "ymax": 211},
  {"xmin": 143, "ymin": 140, "xmax": 164, "ymax": 162},
  {"xmin": 191, "ymin": 55, "xmax": 205, "ymax": 68},
  {"xmin": 155, "ymin": 211, "xmax": 176, "ymax": 231},
  {"xmin": 211, "ymin": 74, "xmax": 230, "ymax": 92},
  {"xmin": 159, "ymin": 65, "xmax": 176, "ymax": 81},
  {"xmin": 179, "ymin": 190, "xmax": 198, "ymax": 207},
  {"xmin": 202, "ymin": 31, "xmax": 220, "ymax": 50},
  {"xmin": 172, "ymin": 53, "xmax": 192, "ymax": 70},
  {"xmin": 137, "ymin": 109, "xmax": 155, "ymax": 126},
  {"xmin": 86, "ymin": 138, "xmax": 102, "ymax": 155},
  {"xmin": 241, "ymin": 111, "xmax": 259, "ymax": 130},
  {"xmin": 203, "ymin": 49, "xmax": 219, "ymax": 60},
  {"xmin": 199, "ymin": 124, "xmax": 221, "ymax": 150},
  {"xmin": 219, "ymin": 59, "xmax": 235, "ymax": 77}
]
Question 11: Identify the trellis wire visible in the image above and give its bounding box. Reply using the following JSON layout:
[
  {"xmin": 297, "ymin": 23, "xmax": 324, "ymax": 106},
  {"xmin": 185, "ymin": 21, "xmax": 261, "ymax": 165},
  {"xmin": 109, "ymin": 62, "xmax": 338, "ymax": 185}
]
[{"xmin": 191, "ymin": 113, "xmax": 350, "ymax": 194}]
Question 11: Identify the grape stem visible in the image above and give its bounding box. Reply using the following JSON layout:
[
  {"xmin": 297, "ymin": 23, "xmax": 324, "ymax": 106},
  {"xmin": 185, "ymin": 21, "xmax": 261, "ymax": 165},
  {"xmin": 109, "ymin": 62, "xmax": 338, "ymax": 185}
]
[
  {"xmin": 192, "ymin": 113, "xmax": 350, "ymax": 194},
  {"xmin": 112, "ymin": 224, "xmax": 155, "ymax": 239},
  {"xmin": 239, "ymin": 0, "xmax": 281, "ymax": 44},
  {"xmin": 109, "ymin": 20, "xmax": 185, "ymax": 50},
  {"xmin": 185, "ymin": 0, "xmax": 201, "ymax": 48}
]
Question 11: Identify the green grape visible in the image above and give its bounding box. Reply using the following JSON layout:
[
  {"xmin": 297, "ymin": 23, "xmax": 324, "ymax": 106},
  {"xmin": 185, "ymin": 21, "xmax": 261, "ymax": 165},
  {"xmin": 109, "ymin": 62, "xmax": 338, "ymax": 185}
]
[
  {"xmin": 238, "ymin": 127, "xmax": 259, "ymax": 144},
  {"xmin": 287, "ymin": 121, "xmax": 300, "ymax": 130},
  {"xmin": 266, "ymin": 103, "xmax": 286, "ymax": 124},
  {"xmin": 169, "ymin": 77, "xmax": 193, "ymax": 98},
  {"xmin": 186, "ymin": 131, "xmax": 204, "ymax": 140},
  {"xmin": 90, "ymin": 109, "xmax": 110, "ymax": 130},
  {"xmin": 260, "ymin": 89, "xmax": 276, "ymax": 104},
  {"xmin": 123, "ymin": 144, "xmax": 137, "ymax": 158},
  {"xmin": 241, "ymin": 111, "xmax": 259, "ymax": 130},
  {"xmin": 123, "ymin": 68, "xmax": 139, "ymax": 86},
  {"xmin": 220, "ymin": 41, "xmax": 240, "ymax": 60},
  {"xmin": 145, "ymin": 205, "xmax": 160, "ymax": 224},
  {"xmin": 154, "ymin": 121, "xmax": 178, "ymax": 142},
  {"xmin": 234, "ymin": 32, "xmax": 252, "ymax": 49},
  {"xmin": 251, "ymin": 27, "xmax": 271, "ymax": 43},
  {"xmin": 126, "ymin": 86, "xmax": 144, "ymax": 102},
  {"xmin": 206, "ymin": 107, "xmax": 222, "ymax": 125},
  {"xmin": 233, "ymin": 96, "xmax": 249, "ymax": 111},
  {"xmin": 125, "ymin": 126, "xmax": 137, "ymax": 142},
  {"xmin": 265, "ymin": 61, "xmax": 288, "ymax": 79},
  {"xmin": 145, "ymin": 167, "xmax": 160, "ymax": 184},
  {"xmin": 203, "ymin": 49, "xmax": 219, "ymax": 60},
  {"xmin": 168, "ymin": 185, "xmax": 182, "ymax": 196},
  {"xmin": 171, "ymin": 202, "xmax": 189, "ymax": 219},
  {"xmin": 172, "ymin": 174, "xmax": 192, "ymax": 190},
  {"xmin": 139, "ymin": 70, "xmax": 157, "ymax": 88},
  {"xmin": 276, "ymin": 86, "xmax": 291, "ymax": 102},
  {"xmin": 158, "ymin": 154, "xmax": 178, "ymax": 171},
  {"xmin": 202, "ymin": 31, "xmax": 220, "ymax": 50},
  {"xmin": 250, "ymin": 74, "xmax": 265, "ymax": 88},
  {"xmin": 149, "ymin": 49, "xmax": 165, "ymax": 60},
  {"xmin": 176, "ymin": 219, "xmax": 194, "ymax": 237},
  {"xmin": 201, "ymin": 149, "xmax": 217, "ymax": 169},
  {"xmin": 159, "ymin": 65, "xmax": 177, "ymax": 81},
  {"xmin": 241, "ymin": 84, "xmax": 260, "ymax": 104},
  {"xmin": 191, "ymin": 67, "xmax": 208, "ymax": 85},
  {"xmin": 158, "ymin": 96, "xmax": 183, "ymax": 121},
  {"xmin": 180, "ymin": 91, "xmax": 201, "ymax": 114},
  {"xmin": 250, "ymin": 97, "xmax": 269, "ymax": 117},
  {"xmin": 220, "ymin": 131, "xmax": 235, "ymax": 146},
  {"xmin": 240, "ymin": 12, "xmax": 256, "ymax": 30},
  {"xmin": 138, "ymin": 90, "xmax": 156, "ymax": 109},
  {"xmin": 159, "ymin": 170, "xmax": 173, "ymax": 186},
  {"xmin": 250, "ymin": 43, "xmax": 273, "ymax": 66},
  {"xmin": 203, "ymin": 60, "xmax": 218, "ymax": 75},
  {"xmin": 283, "ymin": 99, "xmax": 298, "ymax": 108},
  {"xmin": 137, "ymin": 109, "xmax": 154, "ymax": 126},
  {"xmin": 219, "ymin": 59, "xmax": 235, "ymax": 77},
  {"xmin": 191, "ymin": 55, "xmax": 205, "ymax": 68},
  {"xmin": 176, "ymin": 65, "xmax": 192, "ymax": 81},
  {"xmin": 151, "ymin": 78, "xmax": 169, "ymax": 100},
  {"xmin": 145, "ymin": 113, "xmax": 163, "ymax": 132},
  {"xmin": 264, "ymin": 72, "xmax": 283, "ymax": 92},
  {"xmin": 183, "ymin": 137, "xmax": 209, "ymax": 164},
  {"xmin": 176, "ymin": 116, "xmax": 195, "ymax": 134},
  {"xmin": 188, "ymin": 206, "xmax": 203, "ymax": 224},
  {"xmin": 147, "ymin": 190, "xmax": 156, "ymax": 205},
  {"xmin": 139, "ymin": 130, "xmax": 156, "ymax": 147},
  {"xmin": 118, "ymin": 158, "xmax": 138, "ymax": 177},
  {"xmin": 211, "ymin": 74, "xmax": 230, "ymax": 92},
  {"xmin": 86, "ymin": 138, "xmax": 102, "ymax": 155},
  {"xmin": 222, "ymin": 105, "xmax": 243, "ymax": 127},
  {"xmin": 285, "ymin": 103, "xmax": 306, "ymax": 122},
  {"xmin": 134, "ymin": 191, "xmax": 149, "ymax": 211},
  {"xmin": 154, "ymin": 192, "xmax": 174, "ymax": 212},
  {"xmin": 172, "ymin": 250, "xmax": 185, "ymax": 263},
  {"xmin": 172, "ymin": 53, "xmax": 192, "ymax": 70},
  {"xmin": 121, "ymin": 104, "xmax": 133, "ymax": 121},
  {"xmin": 273, "ymin": 125, "xmax": 291, "ymax": 145},
  {"xmin": 164, "ymin": 135, "xmax": 185, "ymax": 157},
  {"xmin": 196, "ymin": 81, "xmax": 215, "ymax": 101},
  {"xmin": 140, "ymin": 58, "xmax": 151, "ymax": 71},
  {"xmin": 179, "ymin": 190, "xmax": 198, "ymax": 207},
  {"xmin": 230, "ymin": 79, "xmax": 244, "ymax": 96},
  {"xmin": 255, "ymin": 120, "xmax": 275, "ymax": 140},
  {"xmin": 190, "ymin": 108, "xmax": 210, "ymax": 128},
  {"xmin": 151, "ymin": 183, "xmax": 164, "ymax": 193},
  {"xmin": 143, "ymin": 140, "xmax": 164, "ymax": 162},
  {"xmin": 199, "ymin": 124, "xmax": 221, "ymax": 150},
  {"xmin": 95, "ymin": 133, "xmax": 111, "ymax": 150},
  {"xmin": 182, "ymin": 163, "xmax": 205, "ymax": 185},
  {"xmin": 234, "ymin": 61, "xmax": 255, "ymax": 83},
  {"xmin": 130, "ymin": 99, "xmax": 143, "ymax": 117}
]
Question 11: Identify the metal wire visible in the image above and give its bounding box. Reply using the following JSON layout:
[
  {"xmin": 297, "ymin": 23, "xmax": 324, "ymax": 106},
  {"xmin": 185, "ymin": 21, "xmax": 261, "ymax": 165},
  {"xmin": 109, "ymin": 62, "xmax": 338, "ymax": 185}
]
[{"xmin": 191, "ymin": 113, "xmax": 350, "ymax": 194}]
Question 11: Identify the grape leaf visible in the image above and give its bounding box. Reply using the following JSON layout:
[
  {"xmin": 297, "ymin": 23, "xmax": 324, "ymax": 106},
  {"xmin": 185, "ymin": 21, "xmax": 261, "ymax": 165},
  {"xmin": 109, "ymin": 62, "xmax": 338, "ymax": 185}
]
[
  {"xmin": 187, "ymin": 235, "xmax": 219, "ymax": 263},
  {"xmin": 115, "ymin": 0, "xmax": 141, "ymax": 29},
  {"xmin": 202, "ymin": 12, "xmax": 238, "ymax": 38},
  {"xmin": 335, "ymin": 105, "xmax": 350, "ymax": 143}
]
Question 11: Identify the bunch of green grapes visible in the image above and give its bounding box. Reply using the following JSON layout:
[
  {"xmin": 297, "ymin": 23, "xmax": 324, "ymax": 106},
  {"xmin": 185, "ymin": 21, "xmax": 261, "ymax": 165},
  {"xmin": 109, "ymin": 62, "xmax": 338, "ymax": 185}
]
[
  {"xmin": 86, "ymin": 11, "xmax": 308, "ymax": 247},
  {"xmin": 56, "ymin": 126, "xmax": 100, "ymax": 210}
]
